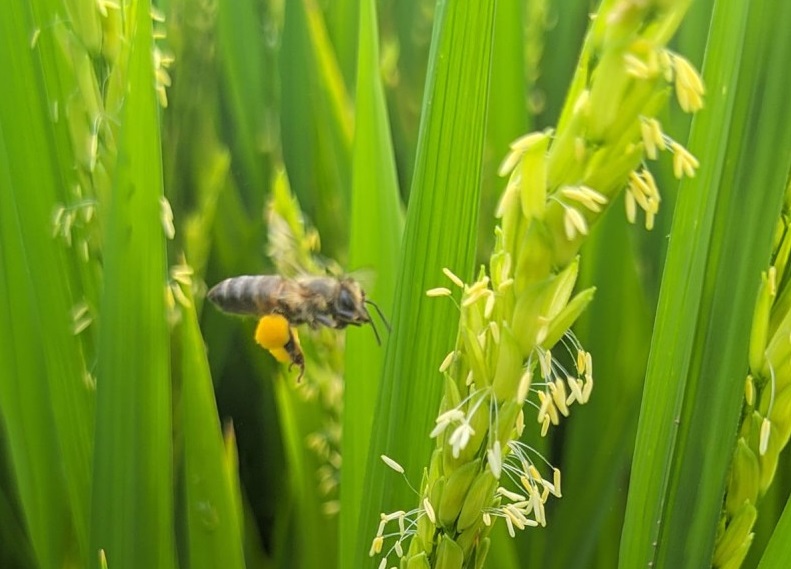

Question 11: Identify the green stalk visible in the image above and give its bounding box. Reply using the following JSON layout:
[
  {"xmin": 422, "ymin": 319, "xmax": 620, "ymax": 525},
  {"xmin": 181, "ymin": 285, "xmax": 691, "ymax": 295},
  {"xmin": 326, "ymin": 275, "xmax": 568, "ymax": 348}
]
[{"xmin": 370, "ymin": 1, "xmax": 701, "ymax": 568}]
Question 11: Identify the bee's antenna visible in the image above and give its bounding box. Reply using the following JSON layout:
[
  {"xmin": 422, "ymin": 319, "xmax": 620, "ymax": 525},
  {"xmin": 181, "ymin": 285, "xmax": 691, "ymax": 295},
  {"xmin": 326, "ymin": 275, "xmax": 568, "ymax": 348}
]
[
  {"xmin": 368, "ymin": 317, "xmax": 382, "ymax": 345},
  {"xmin": 363, "ymin": 299, "xmax": 391, "ymax": 346},
  {"xmin": 365, "ymin": 299, "xmax": 392, "ymax": 332}
]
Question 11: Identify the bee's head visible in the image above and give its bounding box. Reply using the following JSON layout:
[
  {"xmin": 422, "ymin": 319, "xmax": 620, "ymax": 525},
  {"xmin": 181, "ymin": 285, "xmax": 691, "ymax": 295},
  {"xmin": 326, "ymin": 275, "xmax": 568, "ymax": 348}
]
[
  {"xmin": 336, "ymin": 279, "xmax": 369, "ymax": 324},
  {"xmin": 336, "ymin": 278, "xmax": 391, "ymax": 344}
]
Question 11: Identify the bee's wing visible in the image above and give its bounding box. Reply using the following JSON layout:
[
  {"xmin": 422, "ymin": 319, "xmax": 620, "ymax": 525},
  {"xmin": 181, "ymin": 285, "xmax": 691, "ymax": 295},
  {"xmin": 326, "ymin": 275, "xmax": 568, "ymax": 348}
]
[{"xmin": 345, "ymin": 267, "xmax": 378, "ymax": 292}]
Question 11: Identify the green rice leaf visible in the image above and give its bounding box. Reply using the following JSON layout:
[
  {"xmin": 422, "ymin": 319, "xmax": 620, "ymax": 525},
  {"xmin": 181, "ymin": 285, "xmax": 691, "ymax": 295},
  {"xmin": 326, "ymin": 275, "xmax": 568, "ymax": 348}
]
[
  {"xmin": 0, "ymin": 0, "xmax": 95, "ymax": 565},
  {"xmin": 340, "ymin": 0, "xmax": 404, "ymax": 564},
  {"xmin": 215, "ymin": 0, "xmax": 273, "ymax": 208},
  {"xmin": 757, "ymin": 493, "xmax": 791, "ymax": 569},
  {"xmin": 178, "ymin": 283, "xmax": 245, "ymax": 569},
  {"xmin": 355, "ymin": 0, "xmax": 496, "ymax": 564},
  {"xmin": 273, "ymin": 381, "xmax": 337, "ymax": 568},
  {"xmin": 281, "ymin": 0, "xmax": 353, "ymax": 258},
  {"xmin": 90, "ymin": 2, "xmax": 175, "ymax": 567}
]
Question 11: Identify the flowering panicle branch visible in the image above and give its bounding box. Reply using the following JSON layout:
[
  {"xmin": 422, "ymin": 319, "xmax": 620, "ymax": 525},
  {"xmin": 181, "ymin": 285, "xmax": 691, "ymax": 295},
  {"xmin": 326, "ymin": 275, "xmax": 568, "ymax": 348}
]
[
  {"xmin": 713, "ymin": 186, "xmax": 791, "ymax": 568},
  {"xmin": 371, "ymin": 1, "xmax": 704, "ymax": 567},
  {"xmin": 266, "ymin": 172, "xmax": 346, "ymax": 515}
]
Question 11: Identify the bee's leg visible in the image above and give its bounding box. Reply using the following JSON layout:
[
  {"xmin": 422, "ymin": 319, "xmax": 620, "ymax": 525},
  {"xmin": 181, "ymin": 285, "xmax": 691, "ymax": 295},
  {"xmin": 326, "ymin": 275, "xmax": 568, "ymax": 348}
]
[
  {"xmin": 288, "ymin": 360, "xmax": 305, "ymax": 382},
  {"xmin": 315, "ymin": 313, "xmax": 337, "ymax": 328}
]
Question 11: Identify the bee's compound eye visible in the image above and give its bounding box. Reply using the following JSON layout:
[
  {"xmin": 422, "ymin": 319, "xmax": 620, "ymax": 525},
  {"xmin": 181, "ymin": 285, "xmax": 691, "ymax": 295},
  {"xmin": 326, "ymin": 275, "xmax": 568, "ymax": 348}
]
[
  {"xmin": 255, "ymin": 314, "xmax": 291, "ymax": 351},
  {"xmin": 337, "ymin": 287, "xmax": 358, "ymax": 314}
]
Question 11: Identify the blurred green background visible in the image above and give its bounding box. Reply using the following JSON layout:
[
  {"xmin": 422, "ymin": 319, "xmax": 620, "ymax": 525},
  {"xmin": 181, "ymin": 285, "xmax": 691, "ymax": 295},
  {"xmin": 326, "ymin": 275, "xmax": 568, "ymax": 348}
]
[{"xmin": 3, "ymin": 0, "xmax": 791, "ymax": 568}]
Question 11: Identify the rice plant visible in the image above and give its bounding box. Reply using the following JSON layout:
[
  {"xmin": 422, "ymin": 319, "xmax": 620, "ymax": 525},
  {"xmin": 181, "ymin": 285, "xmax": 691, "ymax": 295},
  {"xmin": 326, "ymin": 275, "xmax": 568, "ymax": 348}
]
[{"xmin": 2, "ymin": 0, "xmax": 791, "ymax": 568}]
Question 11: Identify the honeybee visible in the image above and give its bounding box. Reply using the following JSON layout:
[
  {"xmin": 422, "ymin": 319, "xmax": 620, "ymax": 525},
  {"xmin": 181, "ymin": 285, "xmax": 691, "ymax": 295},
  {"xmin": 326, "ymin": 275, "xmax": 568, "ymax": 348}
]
[{"xmin": 207, "ymin": 275, "xmax": 389, "ymax": 378}]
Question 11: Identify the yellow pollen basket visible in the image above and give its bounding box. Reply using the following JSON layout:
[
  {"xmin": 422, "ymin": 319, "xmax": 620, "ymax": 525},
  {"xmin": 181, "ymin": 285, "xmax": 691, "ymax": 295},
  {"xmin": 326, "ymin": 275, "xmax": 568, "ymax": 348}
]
[
  {"xmin": 267, "ymin": 347, "xmax": 292, "ymax": 364},
  {"xmin": 255, "ymin": 314, "xmax": 292, "ymax": 351}
]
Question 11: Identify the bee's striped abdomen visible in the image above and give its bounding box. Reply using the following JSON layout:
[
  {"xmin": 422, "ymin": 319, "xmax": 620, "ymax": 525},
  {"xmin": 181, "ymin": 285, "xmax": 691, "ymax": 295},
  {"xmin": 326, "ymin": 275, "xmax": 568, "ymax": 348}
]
[{"xmin": 207, "ymin": 275, "xmax": 281, "ymax": 316}]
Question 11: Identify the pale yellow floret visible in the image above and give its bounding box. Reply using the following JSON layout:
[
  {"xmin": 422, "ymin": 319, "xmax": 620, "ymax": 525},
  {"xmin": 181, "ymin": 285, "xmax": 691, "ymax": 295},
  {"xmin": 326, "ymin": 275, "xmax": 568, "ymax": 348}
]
[
  {"xmin": 504, "ymin": 504, "xmax": 528, "ymax": 530},
  {"xmin": 537, "ymin": 391, "xmax": 550, "ymax": 424},
  {"xmin": 576, "ymin": 350, "xmax": 586, "ymax": 374},
  {"xmin": 439, "ymin": 350, "xmax": 456, "ymax": 373},
  {"xmin": 553, "ymin": 468, "xmax": 562, "ymax": 498},
  {"xmin": 496, "ymin": 178, "xmax": 520, "ymax": 218},
  {"xmin": 448, "ymin": 422, "xmax": 475, "ymax": 457},
  {"xmin": 641, "ymin": 169, "xmax": 661, "ymax": 207},
  {"xmin": 422, "ymin": 498, "xmax": 436, "ymax": 524},
  {"xmin": 552, "ymin": 379, "xmax": 570, "ymax": 416},
  {"xmin": 745, "ymin": 375, "xmax": 755, "ymax": 407},
  {"xmin": 563, "ymin": 207, "xmax": 588, "ymax": 240},
  {"xmin": 759, "ymin": 418, "xmax": 771, "ymax": 456},
  {"xmin": 625, "ymin": 189, "xmax": 638, "ymax": 224},
  {"xmin": 435, "ymin": 409, "xmax": 465, "ymax": 424},
  {"xmin": 560, "ymin": 185, "xmax": 608, "ymax": 213},
  {"xmin": 381, "ymin": 455, "xmax": 405, "ymax": 474},
  {"xmin": 672, "ymin": 53, "xmax": 705, "ymax": 112},
  {"xmin": 517, "ymin": 369, "xmax": 533, "ymax": 402},
  {"xmin": 547, "ymin": 400, "xmax": 560, "ymax": 425},
  {"xmin": 467, "ymin": 276, "xmax": 491, "ymax": 295},
  {"xmin": 477, "ymin": 330, "xmax": 487, "ymax": 350},
  {"xmin": 582, "ymin": 376, "xmax": 593, "ymax": 403},
  {"xmin": 369, "ymin": 535, "xmax": 384, "ymax": 557},
  {"xmin": 462, "ymin": 287, "xmax": 488, "ymax": 307},
  {"xmin": 515, "ymin": 409, "xmax": 525, "ymax": 437},
  {"xmin": 165, "ymin": 285, "xmax": 176, "ymax": 311},
  {"xmin": 641, "ymin": 119, "xmax": 658, "ymax": 160},
  {"xmin": 624, "ymin": 52, "xmax": 653, "ymax": 79},
  {"xmin": 497, "ymin": 486, "xmax": 526, "ymax": 502},
  {"xmin": 160, "ymin": 196, "xmax": 175, "ymax": 239},
  {"xmin": 488, "ymin": 441, "xmax": 503, "ymax": 478},
  {"xmin": 660, "ymin": 49, "xmax": 674, "ymax": 81},
  {"xmin": 484, "ymin": 293, "xmax": 496, "ymax": 319},
  {"xmin": 567, "ymin": 377, "xmax": 584, "ymax": 406},
  {"xmin": 170, "ymin": 263, "xmax": 194, "ymax": 286},
  {"xmin": 150, "ymin": 5, "xmax": 166, "ymax": 21},
  {"xmin": 442, "ymin": 267, "xmax": 465, "ymax": 288},
  {"xmin": 531, "ymin": 491, "xmax": 545, "ymax": 526},
  {"xmin": 504, "ymin": 514, "xmax": 516, "ymax": 537},
  {"xmin": 541, "ymin": 414, "xmax": 551, "ymax": 436},
  {"xmin": 645, "ymin": 210, "xmax": 656, "ymax": 231},
  {"xmin": 72, "ymin": 315, "xmax": 92, "ymax": 335},
  {"xmin": 671, "ymin": 141, "xmax": 700, "ymax": 179},
  {"xmin": 170, "ymin": 282, "xmax": 191, "ymax": 308},
  {"xmin": 540, "ymin": 349, "xmax": 553, "ymax": 379},
  {"xmin": 572, "ymin": 90, "xmax": 590, "ymax": 117},
  {"xmin": 426, "ymin": 287, "xmax": 452, "ymax": 297},
  {"xmin": 489, "ymin": 321, "xmax": 500, "ymax": 344},
  {"xmin": 497, "ymin": 131, "xmax": 555, "ymax": 180}
]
